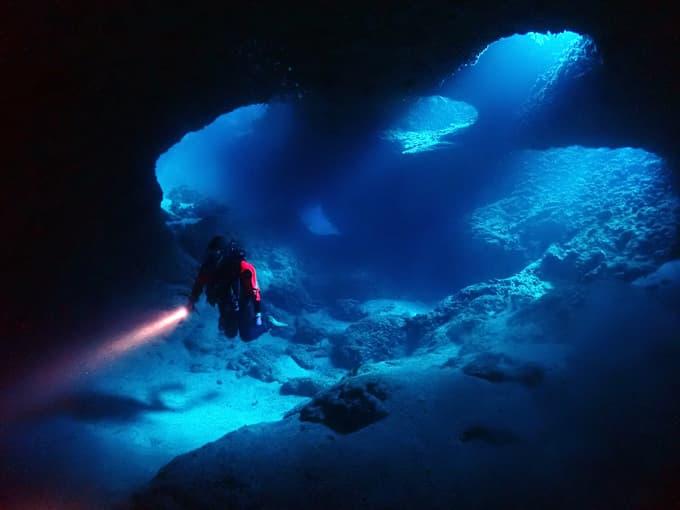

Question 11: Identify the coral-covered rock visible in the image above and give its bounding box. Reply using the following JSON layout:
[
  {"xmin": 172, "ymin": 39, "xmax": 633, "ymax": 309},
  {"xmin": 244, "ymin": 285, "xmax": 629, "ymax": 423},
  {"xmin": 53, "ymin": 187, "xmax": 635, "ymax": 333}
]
[
  {"xmin": 470, "ymin": 147, "xmax": 679, "ymax": 279},
  {"xmin": 518, "ymin": 36, "xmax": 600, "ymax": 125},
  {"xmin": 330, "ymin": 316, "xmax": 407, "ymax": 369},
  {"xmin": 297, "ymin": 376, "xmax": 389, "ymax": 434}
]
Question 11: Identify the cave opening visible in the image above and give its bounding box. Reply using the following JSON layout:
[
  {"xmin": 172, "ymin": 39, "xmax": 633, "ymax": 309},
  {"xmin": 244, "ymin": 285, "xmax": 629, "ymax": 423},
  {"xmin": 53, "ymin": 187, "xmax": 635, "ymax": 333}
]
[
  {"xmin": 155, "ymin": 102, "xmax": 294, "ymax": 229},
  {"xmin": 154, "ymin": 30, "xmax": 602, "ymax": 300}
]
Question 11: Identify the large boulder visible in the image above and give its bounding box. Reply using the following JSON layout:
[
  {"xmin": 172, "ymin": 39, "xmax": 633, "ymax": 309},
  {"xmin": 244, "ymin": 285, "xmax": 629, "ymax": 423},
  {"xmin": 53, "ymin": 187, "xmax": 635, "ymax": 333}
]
[
  {"xmin": 330, "ymin": 316, "xmax": 408, "ymax": 369},
  {"xmin": 296, "ymin": 376, "xmax": 389, "ymax": 434}
]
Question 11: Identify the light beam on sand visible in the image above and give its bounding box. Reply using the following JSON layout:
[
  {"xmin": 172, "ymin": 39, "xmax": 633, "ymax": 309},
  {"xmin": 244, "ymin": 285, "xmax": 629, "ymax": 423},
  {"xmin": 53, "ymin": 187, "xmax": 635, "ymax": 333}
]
[
  {"xmin": 1, "ymin": 306, "xmax": 189, "ymax": 423},
  {"xmin": 88, "ymin": 306, "xmax": 188, "ymax": 368}
]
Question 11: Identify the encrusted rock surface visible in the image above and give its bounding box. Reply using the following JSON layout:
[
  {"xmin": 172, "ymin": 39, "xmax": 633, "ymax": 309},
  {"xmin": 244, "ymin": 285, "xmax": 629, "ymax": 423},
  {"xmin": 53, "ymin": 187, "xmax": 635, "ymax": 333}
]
[
  {"xmin": 406, "ymin": 264, "xmax": 552, "ymax": 350},
  {"xmin": 297, "ymin": 376, "xmax": 389, "ymax": 434},
  {"xmin": 330, "ymin": 315, "xmax": 408, "ymax": 369},
  {"xmin": 386, "ymin": 146, "xmax": 678, "ymax": 353},
  {"xmin": 470, "ymin": 147, "xmax": 679, "ymax": 278},
  {"xmin": 518, "ymin": 35, "xmax": 600, "ymax": 124}
]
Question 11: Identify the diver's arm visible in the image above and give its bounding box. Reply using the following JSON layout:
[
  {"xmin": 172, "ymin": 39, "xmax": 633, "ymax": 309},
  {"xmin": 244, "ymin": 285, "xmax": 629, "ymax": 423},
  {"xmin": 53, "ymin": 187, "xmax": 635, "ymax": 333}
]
[
  {"xmin": 240, "ymin": 262, "xmax": 262, "ymax": 314},
  {"xmin": 189, "ymin": 265, "xmax": 208, "ymax": 304}
]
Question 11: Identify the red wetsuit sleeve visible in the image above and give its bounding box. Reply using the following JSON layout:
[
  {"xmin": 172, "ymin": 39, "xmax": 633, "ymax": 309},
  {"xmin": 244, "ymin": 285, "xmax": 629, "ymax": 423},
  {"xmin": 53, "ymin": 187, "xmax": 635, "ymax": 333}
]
[{"xmin": 240, "ymin": 260, "xmax": 261, "ymax": 311}]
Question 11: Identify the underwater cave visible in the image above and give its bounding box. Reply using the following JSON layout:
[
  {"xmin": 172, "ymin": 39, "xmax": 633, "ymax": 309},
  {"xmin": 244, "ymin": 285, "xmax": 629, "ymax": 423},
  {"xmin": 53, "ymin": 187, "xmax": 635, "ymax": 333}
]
[{"xmin": 3, "ymin": 4, "xmax": 680, "ymax": 510}]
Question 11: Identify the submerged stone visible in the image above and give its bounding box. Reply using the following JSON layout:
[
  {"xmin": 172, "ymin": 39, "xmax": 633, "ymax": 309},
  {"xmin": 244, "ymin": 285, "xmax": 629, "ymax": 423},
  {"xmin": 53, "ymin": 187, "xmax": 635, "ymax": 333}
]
[
  {"xmin": 330, "ymin": 315, "xmax": 407, "ymax": 369},
  {"xmin": 470, "ymin": 146, "xmax": 679, "ymax": 279},
  {"xmin": 298, "ymin": 377, "xmax": 389, "ymax": 434}
]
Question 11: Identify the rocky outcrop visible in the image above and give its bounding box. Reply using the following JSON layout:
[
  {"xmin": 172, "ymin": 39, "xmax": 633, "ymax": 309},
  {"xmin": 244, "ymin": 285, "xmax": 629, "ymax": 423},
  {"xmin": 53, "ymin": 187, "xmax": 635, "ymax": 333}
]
[
  {"xmin": 470, "ymin": 147, "xmax": 679, "ymax": 279},
  {"xmin": 297, "ymin": 376, "xmax": 389, "ymax": 434},
  {"xmin": 518, "ymin": 35, "xmax": 600, "ymax": 125},
  {"xmin": 404, "ymin": 147, "xmax": 678, "ymax": 354},
  {"xmin": 405, "ymin": 264, "xmax": 552, "ymax": 350},
  {"xmin": 330, "ymin": 315, "xmax": 408, "ymax": 369}
]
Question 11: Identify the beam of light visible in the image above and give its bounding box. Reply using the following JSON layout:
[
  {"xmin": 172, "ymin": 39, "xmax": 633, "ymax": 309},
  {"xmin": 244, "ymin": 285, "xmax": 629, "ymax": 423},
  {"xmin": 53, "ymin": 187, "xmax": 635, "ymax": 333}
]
[
  {"xmin": 1, "ymin": 306, "xmax": 189, "ymax": 425},
  {"xmin": 88, "ymin": 306, "xmax": 188, "ymax": 368}
]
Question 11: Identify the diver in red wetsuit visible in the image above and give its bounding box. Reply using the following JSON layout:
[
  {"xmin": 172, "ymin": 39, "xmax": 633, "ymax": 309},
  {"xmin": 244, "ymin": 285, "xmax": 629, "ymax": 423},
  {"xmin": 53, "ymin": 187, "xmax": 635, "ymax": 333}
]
[{"xmin": 187, "ymin": 236, "xmax": 268, "ymax": 342}]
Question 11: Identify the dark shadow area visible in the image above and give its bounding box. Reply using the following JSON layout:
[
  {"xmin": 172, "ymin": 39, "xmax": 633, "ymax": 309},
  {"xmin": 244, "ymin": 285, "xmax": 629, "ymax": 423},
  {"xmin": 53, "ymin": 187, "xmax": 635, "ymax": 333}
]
[
  {"xmin": 530, "ymin": 281, "xmax": 680, "ymax": 509},
  {"xmin": 459, "ymin": 425, "xmax": 520, "ymax": 445},
  {"xmin": 24, "ymin": 383, "xmax": 186, "ymax": 423}
]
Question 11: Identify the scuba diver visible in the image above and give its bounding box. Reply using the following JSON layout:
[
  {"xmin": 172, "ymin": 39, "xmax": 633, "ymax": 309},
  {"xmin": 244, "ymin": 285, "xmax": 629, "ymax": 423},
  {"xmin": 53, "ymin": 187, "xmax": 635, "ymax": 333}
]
[{"xmin": 187, "ymin": 236, "xmax": 269, "ymax": 342}]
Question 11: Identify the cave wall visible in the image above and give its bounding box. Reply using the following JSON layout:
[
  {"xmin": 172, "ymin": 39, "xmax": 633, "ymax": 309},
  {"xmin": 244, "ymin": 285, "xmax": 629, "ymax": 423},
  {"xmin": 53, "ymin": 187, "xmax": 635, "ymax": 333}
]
[{"xmin": 2, "ymin": 0, "xmax": 678, "ymax": 378}]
